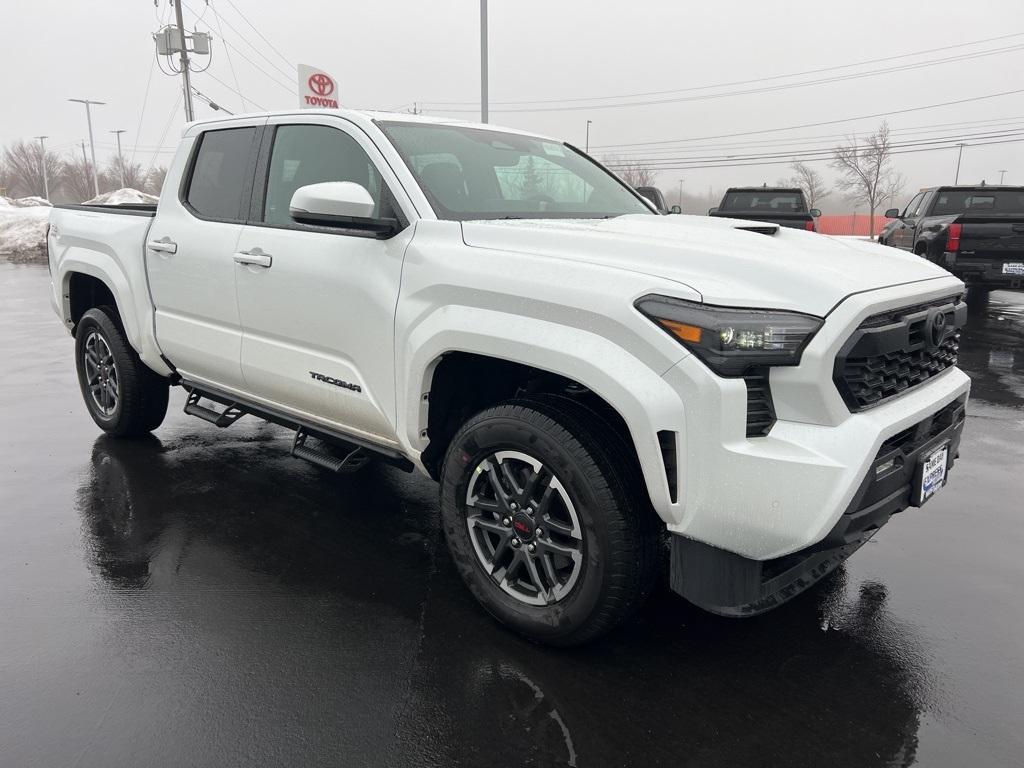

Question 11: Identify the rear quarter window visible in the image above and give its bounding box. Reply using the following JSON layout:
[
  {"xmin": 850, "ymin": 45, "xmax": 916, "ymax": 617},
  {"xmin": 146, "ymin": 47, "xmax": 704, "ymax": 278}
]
[{"xmin": 185, "ymin": 127, "xmax": 258, "ymax": 221}]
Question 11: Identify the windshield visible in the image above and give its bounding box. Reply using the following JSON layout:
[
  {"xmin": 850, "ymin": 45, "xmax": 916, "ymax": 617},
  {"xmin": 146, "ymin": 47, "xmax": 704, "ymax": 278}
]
[
  {"xmin": 931, "ymin": 188, "xmax": 1024, "ymax": 215},
  {"xmin": 720, "ymin": 191, "xmax": 807, "ymax": 213},
  {"xmin": 377, "ymin": 121, "xmax": 652, "ymax": 221}
]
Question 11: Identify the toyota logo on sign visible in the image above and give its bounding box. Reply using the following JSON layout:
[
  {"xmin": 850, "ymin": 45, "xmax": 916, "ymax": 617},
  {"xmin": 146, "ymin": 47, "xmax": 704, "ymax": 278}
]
[
  {"xmin": 299, "ymin": 64, "xmax": 340, "ymax": 109},
  {"xmin": 308, "ymin": 73, "xmax": 335, "ymax": 97}
]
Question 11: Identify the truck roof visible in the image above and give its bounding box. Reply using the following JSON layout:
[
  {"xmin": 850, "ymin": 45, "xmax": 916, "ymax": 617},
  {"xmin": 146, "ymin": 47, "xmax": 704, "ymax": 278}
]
[
  {"xmin": 182, "ymin": 108, "xmax": 556, "ymax": 142},
  {"xmin": 920, "ymin": 185, "xmax": 1024, "ymax": 192},
  {"xmin": 723, "ymin": 187, "xmax": 804, "ymax": 195}
]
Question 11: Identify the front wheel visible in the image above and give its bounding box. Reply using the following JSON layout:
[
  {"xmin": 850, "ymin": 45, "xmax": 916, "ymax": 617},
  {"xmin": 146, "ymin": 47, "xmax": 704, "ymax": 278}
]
[
  {"xmin": 439, "ymin": 398, "xmax": 658, "ymax": 646},
  {"xmin": 74, "ymin": 306, "xmax": 169, "ymax": 437}
]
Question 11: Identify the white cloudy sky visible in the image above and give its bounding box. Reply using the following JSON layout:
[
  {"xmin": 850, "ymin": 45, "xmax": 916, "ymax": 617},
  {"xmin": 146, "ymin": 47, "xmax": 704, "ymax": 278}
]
[{"xmin": 2, "ymin": 0, "xmax": 1023, "ymax": 206}]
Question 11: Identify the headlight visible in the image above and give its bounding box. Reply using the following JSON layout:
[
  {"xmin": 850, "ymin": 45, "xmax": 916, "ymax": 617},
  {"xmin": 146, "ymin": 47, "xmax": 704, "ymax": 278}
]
[{"xmin": 635, "ymin": 294, "xmax": 823, "ymax": 376}]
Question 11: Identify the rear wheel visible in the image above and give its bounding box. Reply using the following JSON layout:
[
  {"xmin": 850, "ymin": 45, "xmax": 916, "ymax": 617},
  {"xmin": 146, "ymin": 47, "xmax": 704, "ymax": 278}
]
[
  {"xmin": 439, "ymin": 398, "xmax": 658, "ymax": 646},
  {"xmin": 75, "ymin": 306, "xmax": 169, "ymax": 437}
]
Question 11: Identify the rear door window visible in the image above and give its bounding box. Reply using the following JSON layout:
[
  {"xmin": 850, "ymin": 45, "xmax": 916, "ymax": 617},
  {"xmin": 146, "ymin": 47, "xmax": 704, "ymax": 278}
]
[{"xmin": 186, "ymin": 127, "xmax": 259, "ymax": 221}]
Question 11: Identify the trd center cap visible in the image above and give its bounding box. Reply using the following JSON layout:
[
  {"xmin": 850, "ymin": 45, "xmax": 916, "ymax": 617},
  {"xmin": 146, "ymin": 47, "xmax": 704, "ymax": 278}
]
[{"xmin": 511, "ymin": 512, "xmax": 535, "ymax": 541}]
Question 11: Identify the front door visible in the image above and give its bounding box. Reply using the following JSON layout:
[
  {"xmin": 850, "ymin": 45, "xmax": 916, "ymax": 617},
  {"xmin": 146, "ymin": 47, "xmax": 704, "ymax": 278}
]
[
  {"xmin": 147, "ymin": 122, "xmax": 263, "ymax": 390},
  {"xmin": 893, "ymin": 192, "xmax": 925, "ymax": 250},
  {"xmin": 233, "ymin": 117, "xmax": 412, "ymax": 444}
]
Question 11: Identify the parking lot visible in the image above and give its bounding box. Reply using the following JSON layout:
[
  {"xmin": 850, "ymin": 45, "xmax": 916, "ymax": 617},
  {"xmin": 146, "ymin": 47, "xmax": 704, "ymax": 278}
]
[{"xmin": 1, "ymin": 259, "xmax": 1022, "ymax": 767}]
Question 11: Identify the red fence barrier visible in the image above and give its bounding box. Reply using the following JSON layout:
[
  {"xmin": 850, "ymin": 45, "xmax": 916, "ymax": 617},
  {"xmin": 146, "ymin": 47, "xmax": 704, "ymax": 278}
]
[{"xmin": 816, "ymin": 214, "xmax": 890, "ymax": 237}]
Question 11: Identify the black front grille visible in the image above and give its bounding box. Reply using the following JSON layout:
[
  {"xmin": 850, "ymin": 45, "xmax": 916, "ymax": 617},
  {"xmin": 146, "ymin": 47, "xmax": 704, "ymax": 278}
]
[
  {"xmin": 744, "ymin": 371, "xmax": 776, "ymax": 437},
  {"xmin": 834, "ymin": 295, "xmax": 967, "ymax": 411}
]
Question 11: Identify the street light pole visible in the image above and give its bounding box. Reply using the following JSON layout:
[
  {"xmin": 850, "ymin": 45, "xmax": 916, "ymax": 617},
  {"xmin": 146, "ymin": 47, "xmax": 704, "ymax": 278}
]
[
  {"xmin": 585, "ymin": 120, "xmax": 592, "ymax": 153},
  {"xmin": 998, "ymin": 169, "xmax": 1007, "ymax": 184},
  {"xmin": 678, "ymin": 179, "xmax": 684, "ymax": 207},
  {"xmin": 69, "ymin": 98, "xmax": 104, "ymax": 198},
  {"xmin": 110, "ymin": 130, "xmax": 127, "ymax": 188},
  {"xmin": 33, "ymin": 135, "xmax": 49, "ymax": 201},
  {"xmin": 480, "ymin": 0, "xmax": 488, "ymax": 123},
  {"xmin": 954, "ymin": 143, "xmax": 966, "ymax": 184}
]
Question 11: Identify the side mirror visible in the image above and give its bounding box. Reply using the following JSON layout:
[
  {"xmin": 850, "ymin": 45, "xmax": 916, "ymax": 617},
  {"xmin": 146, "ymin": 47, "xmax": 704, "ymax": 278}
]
[
  {"xmin": 670, "ymin": 205, "xmax": 681, "ymax": 214},
  {"xmin": 290, "ymin": 182, "xmax": 396, "ymax": 235},
  {"xmin": 884, "ymin": 208, "xmax": 901, "ymax": 219},
  {"xmin": 809, "ymin": 208, "xmax": 821, "ymax": 218},
  {"xmin": 708, "ymin": 207, "xmax": 719, "ymax": 215}
]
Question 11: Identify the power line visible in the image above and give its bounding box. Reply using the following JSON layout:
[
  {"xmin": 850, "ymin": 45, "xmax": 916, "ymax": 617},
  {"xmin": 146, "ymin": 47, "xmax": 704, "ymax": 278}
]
[
  {"xmin": 590, "ymin": 89, "xmax": 1024, "ymax": 150},
  {"xmin": 424, "ymin": 43, "xmax": 1024, "ymax": 113},
  {"xmin": 130, "ymin": 55, "xmax": 157, "ymax": 165},
  {"xmin": 603, "ymin": 116, "xmax": 1024, "ymax": 157},
  {"xmin": 209, "ymin": 0, "xmax": 248, "ymax": 112},
  {"xmin": 221, "ymin": 0, "xmax": 296, "ymax": 73},
  {"xmin": 603, "ymin": 133, "xmax": 1024, "ymax": 171},
  {"xmin": 427, "ymin": 30, "xmax": 1024, "ymax": 107},
  {"xmin": 199, "ymin": 71, "xmax": 267, "ymax": 111},
  {"xmin": 184, "ymin": 1, "xmax": 295, "ymax": 86}
]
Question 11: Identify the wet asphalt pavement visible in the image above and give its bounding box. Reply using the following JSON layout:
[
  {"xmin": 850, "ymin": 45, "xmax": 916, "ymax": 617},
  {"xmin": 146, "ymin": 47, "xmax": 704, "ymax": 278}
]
[{"xmin": 1, "ymin": 261, "xmax": 1023, "ymax": 768}]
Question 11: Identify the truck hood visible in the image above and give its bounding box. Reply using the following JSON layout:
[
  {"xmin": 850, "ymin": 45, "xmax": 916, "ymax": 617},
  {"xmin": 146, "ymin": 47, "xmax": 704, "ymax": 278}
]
[{"xmin": 460, "ymin": 214, "xmax": 955, "ymax": 316}]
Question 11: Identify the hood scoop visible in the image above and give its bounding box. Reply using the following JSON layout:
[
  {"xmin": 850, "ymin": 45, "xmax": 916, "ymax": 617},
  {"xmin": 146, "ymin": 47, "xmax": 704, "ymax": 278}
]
[{"xmin": 734, "ymin": 224, "xmax": 779, "ymax": 236}]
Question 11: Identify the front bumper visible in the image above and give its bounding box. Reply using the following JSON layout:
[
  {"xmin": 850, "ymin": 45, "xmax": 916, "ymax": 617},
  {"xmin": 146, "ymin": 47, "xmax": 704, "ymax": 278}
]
[
  {"xmin": 670, "ymin": 395, "xmax": 967, "ymax": 616},
  {"xmin": 656, "ymin": 277, "xmax": 971, "ymax": 561}
]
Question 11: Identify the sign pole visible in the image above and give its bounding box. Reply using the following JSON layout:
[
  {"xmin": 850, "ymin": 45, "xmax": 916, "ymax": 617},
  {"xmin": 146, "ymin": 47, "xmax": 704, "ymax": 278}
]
[{"xmin": 480, "ymin": 0, "xmax": 488, "ymax": 123}]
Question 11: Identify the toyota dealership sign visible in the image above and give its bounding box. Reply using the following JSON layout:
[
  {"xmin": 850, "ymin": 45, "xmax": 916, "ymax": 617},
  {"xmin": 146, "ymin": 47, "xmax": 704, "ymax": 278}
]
[{"xmin": 298, "ymin": 64, "xmax": 339, "ymax": 109}]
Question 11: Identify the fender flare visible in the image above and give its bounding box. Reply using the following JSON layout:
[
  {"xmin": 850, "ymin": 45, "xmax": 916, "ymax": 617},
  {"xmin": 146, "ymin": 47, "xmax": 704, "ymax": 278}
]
[
  {"xmin": 397, "ymin": 307, "xmax": 689, "ymax": 517},
  {"xmin": 58, "ymin": 255, "xmax": 172, "ymax": 376}
]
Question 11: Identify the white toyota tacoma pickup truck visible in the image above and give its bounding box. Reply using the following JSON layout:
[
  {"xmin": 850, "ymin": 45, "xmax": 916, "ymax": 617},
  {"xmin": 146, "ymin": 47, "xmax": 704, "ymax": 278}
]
[{"xmin": 47, "ymin": 110, "xmax": 970, "ymax": 645}]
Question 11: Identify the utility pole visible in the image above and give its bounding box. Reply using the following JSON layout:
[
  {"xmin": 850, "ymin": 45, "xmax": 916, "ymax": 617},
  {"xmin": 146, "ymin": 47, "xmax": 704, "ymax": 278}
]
[
  {"xmin": 69, "ymin": 98, "xmax": 104, "ymax": 197},
  {"xmin": 33, "ymin": 135, "xmax": 50, "ymax": 201},
  {"xmin": 110, "ymin": 130, "xmax": 127, "ymax": 188},
  {"xmin": 998, "ymin": 169, "xmax": 1007, "ymax": 184},
  {"xmin": 678, "ymin": 179, "xmax": 684, "ymax": 207},
  {"xmin": 172, "ymin": 0, "xmax": 196, "ymax": 121},
  {"xmin": 585, "ymin": 120, "xmax": 592, "ymax": 153},
  {"xmin": 80, "ymin": 141, "xmax": 88, "ymax": 165},
  {"xmin": 954, "ymin": 143, "xmax": 966, "ymax": 184},
  {"xmin": 480, "ymin": 0, "xmax": 488, "ymax": 123}
]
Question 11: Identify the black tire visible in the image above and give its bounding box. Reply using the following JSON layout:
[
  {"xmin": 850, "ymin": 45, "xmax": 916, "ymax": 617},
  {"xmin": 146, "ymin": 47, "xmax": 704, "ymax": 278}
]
[
  {"xmin": 74, "ymin": 306, "xmax": 169, "ymax": 437},
  {"xmin": 439, "ymin": 397, "xmax": 658, "ymax": 646}
]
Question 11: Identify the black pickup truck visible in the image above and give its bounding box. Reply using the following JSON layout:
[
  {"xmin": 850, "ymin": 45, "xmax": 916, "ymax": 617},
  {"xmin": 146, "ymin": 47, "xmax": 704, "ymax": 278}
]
[
  {"xmin": 709, "ymin": 187, "xmax": 821, "ymax": 231},
  {"xmin": 880, "ymin": 185, "xmax": 1024, "ymax": 290}
]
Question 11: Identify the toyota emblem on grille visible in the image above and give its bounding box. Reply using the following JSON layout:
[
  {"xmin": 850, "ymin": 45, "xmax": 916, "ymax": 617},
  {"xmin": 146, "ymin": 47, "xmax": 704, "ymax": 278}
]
[{"xmin": 926, "ymin": 308, "xmax": 949, "ymax": 350}]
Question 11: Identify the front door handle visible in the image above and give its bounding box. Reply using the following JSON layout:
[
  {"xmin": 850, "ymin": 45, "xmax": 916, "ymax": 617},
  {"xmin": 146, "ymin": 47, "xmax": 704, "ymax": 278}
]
[
  {"xmin": 234, "ymin": 249, "xmax": 273, "ymax": 268},
  {"xmin": 147, "ymin": 238, "xmax": 177, "ymax": 254}
]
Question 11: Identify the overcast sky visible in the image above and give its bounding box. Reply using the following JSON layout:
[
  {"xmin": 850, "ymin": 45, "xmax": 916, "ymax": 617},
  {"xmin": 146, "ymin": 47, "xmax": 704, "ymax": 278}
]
[{"xmin": 3, "ymin": 0, "xmax": 1022, "ymax": 207}]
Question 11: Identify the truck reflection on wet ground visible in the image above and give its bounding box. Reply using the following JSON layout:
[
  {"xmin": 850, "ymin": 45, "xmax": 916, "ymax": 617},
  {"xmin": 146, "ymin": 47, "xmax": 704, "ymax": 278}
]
[{"xmin": 2, "ymin": 263, "xmax": 1022, "ymax": 767}]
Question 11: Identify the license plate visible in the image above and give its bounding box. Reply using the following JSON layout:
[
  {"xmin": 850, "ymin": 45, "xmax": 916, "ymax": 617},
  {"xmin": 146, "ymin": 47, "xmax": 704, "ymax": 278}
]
[
  {"xmin": 917, "ymin": 443, "xmax": 949, "ymax": 505},
  {"xmin": 1002, "ymin": 262, "xmax": 1024, "ymax": 275}
]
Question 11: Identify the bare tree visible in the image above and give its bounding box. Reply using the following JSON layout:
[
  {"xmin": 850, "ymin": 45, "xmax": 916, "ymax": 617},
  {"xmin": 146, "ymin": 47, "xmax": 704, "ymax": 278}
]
[
  {"xmin": 2, "ymin": 140, "xmax": 65, "ymax": 199},
  {"xmin": 146, "ymin": 166, "xmax": 168, "ymax": 196},
  {"xmin": 62, "ymin": 153, "xmax": 98, "ymax": 202},
  {"xmin": 830, "ymin": 122, "xmax": 901, "ymax": 239},
  {"xmin": 602, "ymin": 155, "xmax": 657, "ymax": 188},
  {"xmin": 781, "ymin": 161, "xmax": 830, "ymax": 209},
  {"xmin": 104, "ymin": 157, "xmax": 150, "ymax": 191}
]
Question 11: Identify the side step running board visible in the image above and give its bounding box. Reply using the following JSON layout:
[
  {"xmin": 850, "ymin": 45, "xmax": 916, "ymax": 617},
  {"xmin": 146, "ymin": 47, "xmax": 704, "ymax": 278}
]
[
  {"xmin": 291, "ymin": 428, "xmax": 372, "ymax": 474},
  {"xmin": 184, "ymin": 390, "xmax": 246, "ymax": 428}
]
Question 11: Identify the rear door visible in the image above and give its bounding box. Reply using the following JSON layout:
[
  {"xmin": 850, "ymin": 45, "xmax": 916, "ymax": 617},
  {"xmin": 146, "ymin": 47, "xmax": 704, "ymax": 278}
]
[
  {"xmin": 232, "ymin": 116, "xmax": 413, "ymax": 444},
  {"xmin": 147, "ymin": 120, "xmax": 264, "ymax": 390}
]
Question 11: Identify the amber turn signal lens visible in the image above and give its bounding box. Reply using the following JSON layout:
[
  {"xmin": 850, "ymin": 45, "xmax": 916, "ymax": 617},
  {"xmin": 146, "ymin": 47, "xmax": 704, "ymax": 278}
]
[{"xmin": 658, "ymin": 319, "xmax": 702, "ymax": 343}]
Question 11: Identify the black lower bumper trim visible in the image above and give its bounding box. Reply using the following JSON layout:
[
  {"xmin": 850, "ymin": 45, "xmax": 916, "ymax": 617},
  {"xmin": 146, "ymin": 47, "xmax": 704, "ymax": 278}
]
[{"xmin": 670, "ymin": 394, "xmax": 967, "ymax": 617}]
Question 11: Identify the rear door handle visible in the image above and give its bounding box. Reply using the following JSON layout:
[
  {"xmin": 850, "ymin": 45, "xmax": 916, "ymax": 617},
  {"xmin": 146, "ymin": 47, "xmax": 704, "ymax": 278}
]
[
  {"xmin": 234, "ymin": 249, "xmax": 273, "ymax": 268},
  {"xmin": 147, "ymin": 238, "xmax": 177, "ymax": 254}
]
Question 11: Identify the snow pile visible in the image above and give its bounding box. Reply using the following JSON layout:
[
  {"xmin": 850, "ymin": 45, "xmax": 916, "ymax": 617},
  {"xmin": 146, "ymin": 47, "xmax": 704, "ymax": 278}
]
[
  {"xmin": 85, "ymin": 188, "xmax": 159, "ymax": 205},
  {"xmin": 0, "ymin": 197, "xmax": 50, "ymax": 261},
  {"xmin": 8, "ymin": 195, "xmax": 52, "ymax": 208}
]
